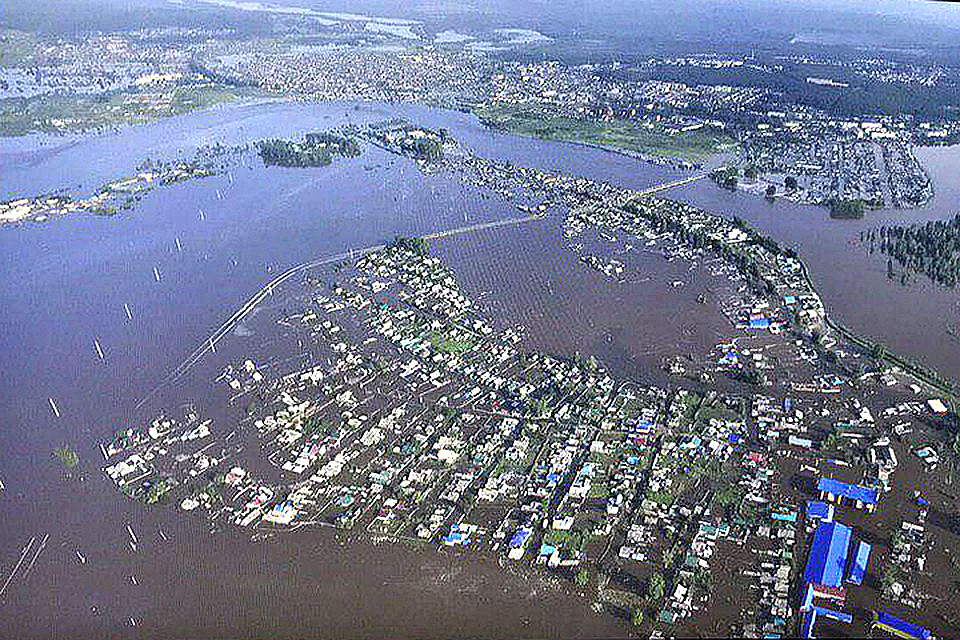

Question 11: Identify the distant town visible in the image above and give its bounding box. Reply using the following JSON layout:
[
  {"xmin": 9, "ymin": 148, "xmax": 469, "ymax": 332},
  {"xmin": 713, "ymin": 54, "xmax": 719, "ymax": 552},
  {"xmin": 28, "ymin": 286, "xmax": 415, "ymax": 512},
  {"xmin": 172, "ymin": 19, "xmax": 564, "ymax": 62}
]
[{"xmin": 5, "ymin": 22, "xmax": 960, "ymax": 218}]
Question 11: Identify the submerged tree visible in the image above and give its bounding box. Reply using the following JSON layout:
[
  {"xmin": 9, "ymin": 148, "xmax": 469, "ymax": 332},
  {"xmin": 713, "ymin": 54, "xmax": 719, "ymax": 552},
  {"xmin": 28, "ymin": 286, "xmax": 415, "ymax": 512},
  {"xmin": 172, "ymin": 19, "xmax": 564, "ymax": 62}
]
[{"xmin": 53, "ymin": 444, "xmax": 79, "ymax": 471}]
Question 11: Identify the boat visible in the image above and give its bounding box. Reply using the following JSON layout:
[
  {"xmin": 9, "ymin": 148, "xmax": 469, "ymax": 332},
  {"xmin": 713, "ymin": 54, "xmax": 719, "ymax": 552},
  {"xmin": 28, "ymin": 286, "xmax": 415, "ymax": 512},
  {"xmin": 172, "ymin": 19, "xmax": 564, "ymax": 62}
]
[{"xmin": 76, "ymin": 551, "xmax": 86, "ymax": 564}]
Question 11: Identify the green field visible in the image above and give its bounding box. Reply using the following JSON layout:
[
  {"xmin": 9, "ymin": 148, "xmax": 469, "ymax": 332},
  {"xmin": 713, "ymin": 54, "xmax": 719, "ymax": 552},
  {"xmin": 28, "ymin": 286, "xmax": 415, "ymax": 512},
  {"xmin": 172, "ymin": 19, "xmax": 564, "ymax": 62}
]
[
  {"xmin": 474, "ymin": 103, "xmax": 735, "ymax": 162},
  {"xmin": 0, "ymin": 83, "xmax": 261, "ymax": 137}
]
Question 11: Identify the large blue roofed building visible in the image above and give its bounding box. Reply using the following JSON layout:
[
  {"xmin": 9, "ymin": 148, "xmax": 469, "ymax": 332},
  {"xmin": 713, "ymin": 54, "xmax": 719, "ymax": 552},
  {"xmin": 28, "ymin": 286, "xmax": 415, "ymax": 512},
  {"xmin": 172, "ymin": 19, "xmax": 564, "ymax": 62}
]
[
  {"xmin": 873, "ymin": 611, "xmax": 932, "ymax": 639},
  {"xmin": 818, "ymin": 478, "xmax": 880, "ymax": 512},
  {"xmin": 804, "ymin": 521, "xmax": 852, "ymax": 590}
]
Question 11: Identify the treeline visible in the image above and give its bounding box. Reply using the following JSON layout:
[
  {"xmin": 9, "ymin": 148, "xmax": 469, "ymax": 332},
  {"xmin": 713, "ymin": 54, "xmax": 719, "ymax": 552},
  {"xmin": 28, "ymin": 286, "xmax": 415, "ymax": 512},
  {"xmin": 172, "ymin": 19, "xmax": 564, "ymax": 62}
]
[
  {"xmin": 866, "ymin": 214, "xmax": 960, "ymax": 287},
  {"xmin": 304, "ymin": 132, "xmax": 362, "ymax": 157},
  {"xmin": 389, "ymin": 236, "xmax": 430, "ymax": 256},
  {"xmin": 710, "ymin": 166, "xmax": 739, "ymax": 189},
  {"xmin": 410, "ymin": 137, "xmax": 443, "ymax": 162},
  {"xmin": 256, "ymin": 132, "xmax": 361, "ymax": 168},
  {"xmin": 828, "ymin": 198, "xmax": 866, "ymax": 220},
  {"xmin": 368, "ymin": 125, "xmax": 446, "ymax": 162},
  {"xmin": 648, "ymin": 62, "xmax": 960, "ymax": 121}
]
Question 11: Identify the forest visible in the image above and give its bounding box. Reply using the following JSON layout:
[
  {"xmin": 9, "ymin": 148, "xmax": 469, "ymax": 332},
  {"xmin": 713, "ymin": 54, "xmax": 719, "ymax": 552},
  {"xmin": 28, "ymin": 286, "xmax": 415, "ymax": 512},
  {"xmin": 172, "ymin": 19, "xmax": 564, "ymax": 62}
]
[{"xmin": 865, "ymin": 214, "xmax": 960, "ymax": 287}]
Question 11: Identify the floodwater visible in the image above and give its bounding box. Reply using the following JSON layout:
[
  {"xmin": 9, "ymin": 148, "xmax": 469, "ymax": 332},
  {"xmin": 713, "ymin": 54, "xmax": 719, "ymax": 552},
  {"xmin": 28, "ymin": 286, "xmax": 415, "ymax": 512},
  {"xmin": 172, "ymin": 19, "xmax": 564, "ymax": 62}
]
[
  {"xmin": 434, "ymin": 214, "xmax": 734, "ymax": 390},
  {"xmin": 672, "ymin": 144, "xmax": 960, "ymax": 381},
  {"xmin": 1, "ymin": 99, "xmax": 959, "ymax": 637}
]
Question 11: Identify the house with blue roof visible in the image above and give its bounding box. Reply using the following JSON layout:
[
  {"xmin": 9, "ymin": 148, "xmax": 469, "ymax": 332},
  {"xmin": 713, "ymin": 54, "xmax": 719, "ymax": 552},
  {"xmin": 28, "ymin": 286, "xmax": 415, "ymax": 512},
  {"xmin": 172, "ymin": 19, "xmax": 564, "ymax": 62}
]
[
  {"xmin": 508, "ymin": 527, "xmax": 531, "ymax": 560},
  {"xmin": 806, "ymin": 500, "xmax": 834, "ymax": 523}
]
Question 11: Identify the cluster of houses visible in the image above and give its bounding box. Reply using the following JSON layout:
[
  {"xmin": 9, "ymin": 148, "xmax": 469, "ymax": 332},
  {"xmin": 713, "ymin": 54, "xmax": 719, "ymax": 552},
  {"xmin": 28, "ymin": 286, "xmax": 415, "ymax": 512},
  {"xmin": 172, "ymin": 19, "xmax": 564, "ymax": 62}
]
[
  {"xmin": 737, "ymin": 115, "xmax": 934, "ymax": 210},
  {"xmin": 3, "ymin": 144, "xmax": 240, "ymax": 225},
  {"xmin": 93, "ymin": 135, "xmax": 960, "ymax": 638}
]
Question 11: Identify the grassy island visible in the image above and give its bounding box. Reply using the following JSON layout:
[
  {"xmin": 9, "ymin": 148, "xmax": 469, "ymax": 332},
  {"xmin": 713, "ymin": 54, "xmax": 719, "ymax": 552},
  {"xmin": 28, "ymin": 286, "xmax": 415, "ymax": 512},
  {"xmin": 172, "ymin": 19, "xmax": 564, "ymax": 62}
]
[
  {"xmin": 828, "ymin": 198, "xmax": 867, "ymax": 220},
  {"xmin": 256, "ymin": 132, "xmax": 361, "ymax": 167},
  {"xmin": 474, "ymin": 103, "xmax": 733, "ymax": 163}
]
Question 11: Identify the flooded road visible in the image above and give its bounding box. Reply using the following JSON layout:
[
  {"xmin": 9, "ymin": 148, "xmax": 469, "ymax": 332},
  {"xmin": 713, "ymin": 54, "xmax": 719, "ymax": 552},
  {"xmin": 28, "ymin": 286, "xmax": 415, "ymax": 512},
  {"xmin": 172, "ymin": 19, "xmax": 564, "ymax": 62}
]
[{"xmin": 1, "ymin": 99, "xmax": 958, "ymax": 637}]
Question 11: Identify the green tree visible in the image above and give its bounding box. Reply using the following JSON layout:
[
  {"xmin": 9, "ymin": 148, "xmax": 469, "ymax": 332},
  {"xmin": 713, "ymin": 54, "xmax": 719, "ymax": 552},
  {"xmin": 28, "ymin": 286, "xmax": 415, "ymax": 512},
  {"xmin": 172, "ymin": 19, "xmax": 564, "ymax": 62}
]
[
  {"xmin": 647, "ymin": 571, "xmax": 666, "ymax": 602},
  {"xmin": 53, "ymin": 445, "xmax": 79, "ymax": 470},
  {"xmin": 586, "ymin": 355, "xmax": 599, "ymax": 372},
  {"xmin": 575, "ymin": 569, "xmax": 591, "ymax": 588},
  {"xmin": 871, "ymin": 343, "xmax": 886, "ymax": 361},
  {"xmin": 631, "ymin": 606, "xmax": 645, "ymax": 627}
]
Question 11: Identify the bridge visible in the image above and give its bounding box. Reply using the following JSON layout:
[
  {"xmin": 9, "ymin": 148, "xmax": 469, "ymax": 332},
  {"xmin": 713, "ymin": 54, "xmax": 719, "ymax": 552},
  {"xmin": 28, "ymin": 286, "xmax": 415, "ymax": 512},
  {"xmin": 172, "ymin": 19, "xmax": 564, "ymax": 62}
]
[{"xmin": 636, "ymin": 173, "xmax": 708, "ymax": 197}]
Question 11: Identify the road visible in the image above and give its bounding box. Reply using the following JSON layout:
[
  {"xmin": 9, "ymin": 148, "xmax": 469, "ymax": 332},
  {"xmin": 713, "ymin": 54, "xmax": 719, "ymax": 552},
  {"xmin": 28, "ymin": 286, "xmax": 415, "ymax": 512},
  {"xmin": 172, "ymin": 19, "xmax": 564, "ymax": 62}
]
[
  {"xmin": 136, "ymin": 169, "xmax": 707, "ymax": 411},
  {"xmin": 135, "ymin": 213, "xmax": 547, "ymax": 410}
]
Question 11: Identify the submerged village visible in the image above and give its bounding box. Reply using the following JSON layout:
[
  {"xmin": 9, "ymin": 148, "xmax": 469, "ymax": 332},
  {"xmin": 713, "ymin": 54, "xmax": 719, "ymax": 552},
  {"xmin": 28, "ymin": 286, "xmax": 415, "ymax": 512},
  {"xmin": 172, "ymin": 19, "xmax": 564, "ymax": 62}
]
[{"xmin": 93, "ymin": 123, "xmax": 960, "ymax": 639}]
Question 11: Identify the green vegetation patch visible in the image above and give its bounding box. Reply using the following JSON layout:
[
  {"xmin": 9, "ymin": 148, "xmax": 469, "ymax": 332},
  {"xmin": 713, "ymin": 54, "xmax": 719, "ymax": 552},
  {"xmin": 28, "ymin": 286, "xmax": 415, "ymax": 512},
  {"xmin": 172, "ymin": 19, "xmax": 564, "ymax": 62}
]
[
  {"xmin": 53, "ymin": 444, "xmax": 79, "ymax": 470},
  {"xmin": 429, "ymin": 331, "xmax": 475, "ymax": 355},
  {"xmin": 542, "ymin": 528, "xmax": 588, "ymax": 554},
  {"xmin": 146, "ymin": 478, "xmax": 173, "ymax": 504},
  {"xmin": 256, "ymin": 132, "xmax": 361, "ymax": 167},
  {"xmin": 388, "ymin": 236, "xmax": 430, "ymax": 256},
  {"xmin": 475, "ymin": 103, "xmax": 734, "ymax": 162},
  {"xmin": 828, "ymin": 198, "xmax": 867, "ymax": 220},
  {"xmin": 696, "ymin": 402, "xmax": 740, "ymax": 424}
]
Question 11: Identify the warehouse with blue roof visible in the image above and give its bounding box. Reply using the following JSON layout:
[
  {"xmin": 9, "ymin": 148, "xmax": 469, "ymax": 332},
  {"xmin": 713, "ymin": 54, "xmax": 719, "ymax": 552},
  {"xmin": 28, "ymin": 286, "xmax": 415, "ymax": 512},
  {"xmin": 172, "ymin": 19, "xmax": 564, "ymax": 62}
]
[
  {"xmin": 846, "ymin": 541, "xmax": 871, "ymax": 586},
  {"xmin": 804, "ymin": 521, "xmax": 852, "ymax": 590}
]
